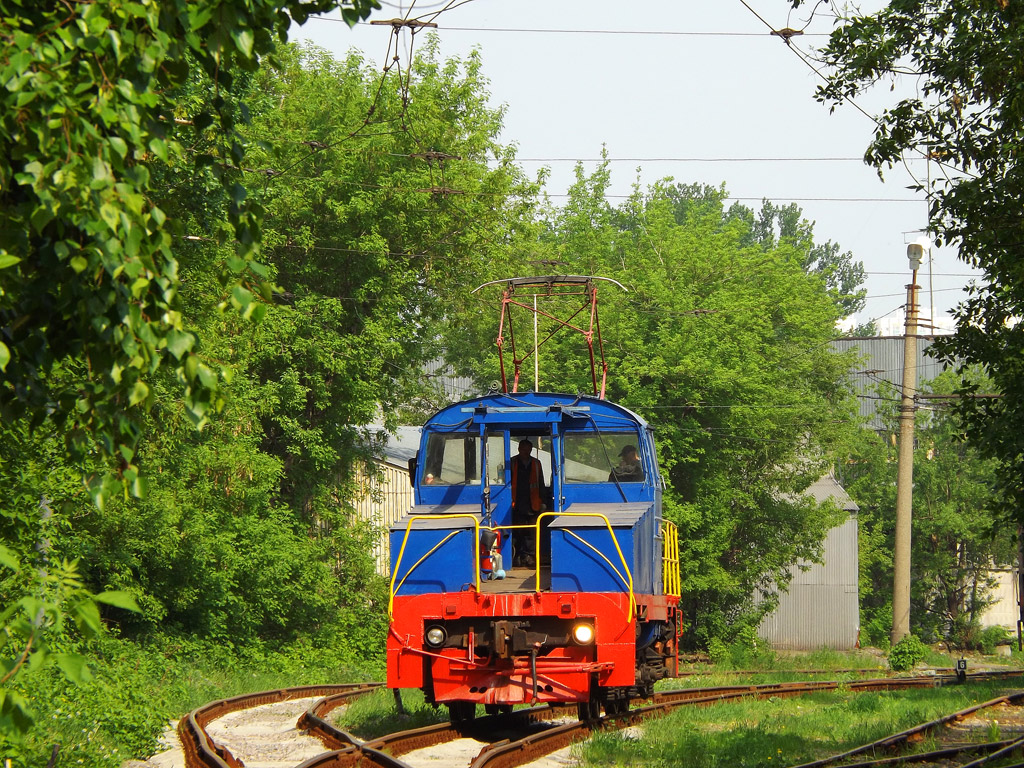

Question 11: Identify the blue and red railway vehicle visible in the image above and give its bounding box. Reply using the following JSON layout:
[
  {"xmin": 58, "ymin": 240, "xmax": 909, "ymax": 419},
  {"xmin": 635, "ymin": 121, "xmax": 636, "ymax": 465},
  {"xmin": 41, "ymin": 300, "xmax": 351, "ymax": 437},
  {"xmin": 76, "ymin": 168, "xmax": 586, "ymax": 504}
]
[
  {"xmin": 386, "ymin": 390, "xmax": 682, "ymax": 721},
  {"xmin": 386, "ymin": 277, "xmax": 682, "ymax": 721}
]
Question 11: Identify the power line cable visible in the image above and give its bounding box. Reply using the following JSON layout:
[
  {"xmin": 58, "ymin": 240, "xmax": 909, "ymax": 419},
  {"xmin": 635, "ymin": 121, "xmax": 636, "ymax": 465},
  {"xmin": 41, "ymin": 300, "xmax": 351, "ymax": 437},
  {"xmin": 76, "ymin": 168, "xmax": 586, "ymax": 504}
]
[{"xmin": 307, "ymin": 15, "xmax": 830, "ymax": 36}]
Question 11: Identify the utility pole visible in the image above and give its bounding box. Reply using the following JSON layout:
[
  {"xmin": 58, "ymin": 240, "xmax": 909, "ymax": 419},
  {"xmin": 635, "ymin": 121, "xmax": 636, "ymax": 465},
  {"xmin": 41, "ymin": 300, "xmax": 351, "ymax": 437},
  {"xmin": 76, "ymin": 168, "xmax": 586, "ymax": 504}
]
[
  {"xmin": 892, "ymin": 242, "xmax": 925, "ymax": 645},
  {"xmin": 1018, "ymin": 524, "xmax": 1023, "ymax": 652}
]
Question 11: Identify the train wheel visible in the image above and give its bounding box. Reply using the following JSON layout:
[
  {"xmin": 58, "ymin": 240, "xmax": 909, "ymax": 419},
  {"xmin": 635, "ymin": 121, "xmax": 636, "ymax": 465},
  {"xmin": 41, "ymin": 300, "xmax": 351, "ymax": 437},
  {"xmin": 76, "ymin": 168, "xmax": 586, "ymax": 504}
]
[
  {"xmin": 448, "ymin": 701, "xmax": 476, "ymax": 725},
  {"xmin": 605, "ymin": 697, "xmax": 630, "ymax": 716},
  {"xmin": 577, "ymin": 697, "xmax": 601, "ymax": 722},
  {"xmin": 484, "ymin": 704, "xmax": 514, "ymax": 716}
]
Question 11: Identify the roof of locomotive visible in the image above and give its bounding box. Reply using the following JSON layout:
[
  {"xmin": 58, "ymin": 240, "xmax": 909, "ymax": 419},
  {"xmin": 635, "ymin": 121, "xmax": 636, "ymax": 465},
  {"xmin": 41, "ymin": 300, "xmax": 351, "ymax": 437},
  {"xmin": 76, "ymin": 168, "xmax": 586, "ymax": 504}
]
[{"xmin": 421, "ymin": 391, "xmax": 652, "ymax": 433}]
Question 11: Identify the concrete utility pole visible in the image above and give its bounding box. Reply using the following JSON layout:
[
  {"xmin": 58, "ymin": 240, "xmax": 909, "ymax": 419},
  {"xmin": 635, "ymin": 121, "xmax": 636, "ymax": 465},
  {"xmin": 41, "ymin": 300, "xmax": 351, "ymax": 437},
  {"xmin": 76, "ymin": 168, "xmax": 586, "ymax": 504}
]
[{"xmin": 891, "ymin": 242, "xmax": 925, "ymax": 645}]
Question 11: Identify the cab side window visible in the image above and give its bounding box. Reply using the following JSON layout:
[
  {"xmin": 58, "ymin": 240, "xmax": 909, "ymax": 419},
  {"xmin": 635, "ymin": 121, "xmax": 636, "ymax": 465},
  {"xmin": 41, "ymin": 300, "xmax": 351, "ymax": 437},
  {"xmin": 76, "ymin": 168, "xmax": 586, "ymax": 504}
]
[
  {"xmin": 423, "ymin": 433, "xmax": 480, "ymax": 486},
  {"xmin": 563, "ymin": 432, "xmax": 645, "ymax": 483}
]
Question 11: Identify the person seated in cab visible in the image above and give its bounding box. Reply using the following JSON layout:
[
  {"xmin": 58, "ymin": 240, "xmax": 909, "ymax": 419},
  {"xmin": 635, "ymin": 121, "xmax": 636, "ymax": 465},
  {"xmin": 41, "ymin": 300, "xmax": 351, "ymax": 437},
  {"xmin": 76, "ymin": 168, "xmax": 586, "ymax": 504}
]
[
  {"xmin": 609, "ymin": 444, "xmax": 645, "ymax": 483},
  {"xmin": 511, "ymin": 438, "xmax": 545, "ymax": 568}
]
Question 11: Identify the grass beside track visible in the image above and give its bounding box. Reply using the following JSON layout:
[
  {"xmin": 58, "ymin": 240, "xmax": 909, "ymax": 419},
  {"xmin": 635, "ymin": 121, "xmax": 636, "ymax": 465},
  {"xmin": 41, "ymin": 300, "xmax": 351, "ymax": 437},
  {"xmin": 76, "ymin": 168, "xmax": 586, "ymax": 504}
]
[{"xmin": 584, "ymin": 674, "xmax": 1024, "ymax": 767}]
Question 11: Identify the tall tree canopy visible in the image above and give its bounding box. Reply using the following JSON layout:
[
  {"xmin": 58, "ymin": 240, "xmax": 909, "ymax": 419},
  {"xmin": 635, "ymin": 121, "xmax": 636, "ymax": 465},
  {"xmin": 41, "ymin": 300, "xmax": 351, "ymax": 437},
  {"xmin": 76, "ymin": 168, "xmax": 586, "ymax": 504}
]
[
  {"xmin": 0, "ymin": 0, "xmax": 378, "ymax": 501},
  {"xmin": 1, "ymin": 36, "xmax": 539, "ymax": 751},
  {"xmin": 789, "ymin": 0, "xmax": 1024, "ymax": 519},
  {"xmin": 446, "ymin": 170, "xmax": 861, "ymax": 645},
  {"xmin": 2, "ymin": 36, "xmax": 537, "ymax": 642}
]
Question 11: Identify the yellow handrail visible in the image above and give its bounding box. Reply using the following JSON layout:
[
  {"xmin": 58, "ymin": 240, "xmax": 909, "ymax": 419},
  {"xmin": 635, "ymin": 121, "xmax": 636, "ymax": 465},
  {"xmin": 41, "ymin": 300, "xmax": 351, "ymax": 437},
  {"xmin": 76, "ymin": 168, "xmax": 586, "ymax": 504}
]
[
  {"xmin": 388, "ymin": 514, "xmax": 480, "ymax": 618},
  {"xmin": 536, "ymin": 511, "xmax": 636, "ymax": 621},
  {"xmin": 661, "ymin": 520, "xmax": 681, "ymax": 598}
]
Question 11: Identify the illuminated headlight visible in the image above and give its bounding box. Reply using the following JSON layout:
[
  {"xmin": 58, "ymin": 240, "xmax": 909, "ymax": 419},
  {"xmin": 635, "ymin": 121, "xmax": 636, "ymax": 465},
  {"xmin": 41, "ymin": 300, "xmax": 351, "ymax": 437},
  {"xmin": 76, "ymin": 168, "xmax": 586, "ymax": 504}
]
[
  {"xmin": 572, "ymin": 622, "xmax": 595, "ymax": 645},
  {"xmin": 425, "ymin": 625, "xmax": 447, "ymax": 648}
]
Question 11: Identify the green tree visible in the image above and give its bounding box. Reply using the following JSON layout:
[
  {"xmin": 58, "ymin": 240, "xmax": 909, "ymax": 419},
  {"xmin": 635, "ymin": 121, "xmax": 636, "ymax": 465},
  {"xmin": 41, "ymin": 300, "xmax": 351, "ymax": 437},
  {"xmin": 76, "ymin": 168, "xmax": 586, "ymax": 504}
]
[
  {"xmin": 0, "ymin": 495, "xmax": 138, "ymax": 745},
  {"xmin": 840, "ymin": 369, "xmax": 1010, "ymax": 647},
  {"xmin": 0, "ymin": 0, "xmax": 378, "ymax": 501},
  {"xmin": 789, "ymin": 0, "xmax": 1024, "ymax": 521},
  {"xmin": 2, "ymin": 34, "xmax": 538, "ymax": 754},
  {"xmin": 20, "ymin": 37, "xmax": 538, "ymax": 639},
  {"xmin": 448, "ymin": 167, "xmax": 861, "ymax": 646},
  {"xmin": 658, "ymin": 187, "xmax": 867, "ymax": 322}
]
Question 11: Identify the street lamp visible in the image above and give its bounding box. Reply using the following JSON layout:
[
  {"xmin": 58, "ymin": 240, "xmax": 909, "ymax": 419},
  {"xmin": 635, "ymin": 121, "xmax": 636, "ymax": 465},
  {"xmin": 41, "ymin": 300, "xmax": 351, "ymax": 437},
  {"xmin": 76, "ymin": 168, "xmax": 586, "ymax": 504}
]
[
  {"xmin": 907, "ymin": 242, "xmax": 925, "ymax": 271},
  {"xmin": 891, "ymin": 240, "xmax": 926, "ymax": 644}
]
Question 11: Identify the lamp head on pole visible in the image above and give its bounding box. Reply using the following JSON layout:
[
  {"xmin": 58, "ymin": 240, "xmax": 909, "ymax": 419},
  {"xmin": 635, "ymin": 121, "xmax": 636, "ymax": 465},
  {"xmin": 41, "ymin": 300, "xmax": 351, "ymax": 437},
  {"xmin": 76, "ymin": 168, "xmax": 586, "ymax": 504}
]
[
  {"xmin": 907, "ymin": 236, "xmax": 931, "ymax": 271},
  {"xmin": 907, "ymin": 244, "xmax": 924, "ymax": 271}
]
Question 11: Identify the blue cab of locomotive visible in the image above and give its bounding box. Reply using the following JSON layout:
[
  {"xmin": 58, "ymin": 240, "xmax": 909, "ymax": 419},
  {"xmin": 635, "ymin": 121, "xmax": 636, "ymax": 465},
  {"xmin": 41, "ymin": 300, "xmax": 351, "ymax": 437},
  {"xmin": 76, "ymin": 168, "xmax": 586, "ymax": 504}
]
[{"xmin": 389, "ymin": 391, "xmax": 666, "ymax": 599}]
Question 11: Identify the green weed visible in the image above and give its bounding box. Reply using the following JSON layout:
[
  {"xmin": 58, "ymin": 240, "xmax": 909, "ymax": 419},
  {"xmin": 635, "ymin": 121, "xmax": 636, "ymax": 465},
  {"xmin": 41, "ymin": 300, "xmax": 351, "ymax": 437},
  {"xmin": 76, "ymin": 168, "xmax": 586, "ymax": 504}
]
[
  {"xmin": 0, "ymin": 633, "xmax": 381, "ymax": 768},
  {"xmin": 334, "ymin": 687, "xmax": 448, "ymax": 739}
]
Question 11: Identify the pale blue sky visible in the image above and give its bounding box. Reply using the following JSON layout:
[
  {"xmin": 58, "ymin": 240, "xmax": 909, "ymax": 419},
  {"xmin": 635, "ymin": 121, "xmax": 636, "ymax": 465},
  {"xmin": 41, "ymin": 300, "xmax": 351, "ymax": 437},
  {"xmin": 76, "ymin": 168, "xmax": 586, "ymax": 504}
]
[{"xmin": 291, "ymin": 0, "xmax": 982, "ymax": 333}]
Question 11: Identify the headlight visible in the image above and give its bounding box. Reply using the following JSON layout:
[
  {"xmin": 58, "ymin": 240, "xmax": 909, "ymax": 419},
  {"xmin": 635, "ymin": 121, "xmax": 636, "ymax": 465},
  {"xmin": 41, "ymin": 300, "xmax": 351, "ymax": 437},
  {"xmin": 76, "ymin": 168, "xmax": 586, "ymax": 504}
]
[
  {"xmin": 425, "ymin": 625, "xmax": 447, "ymax": 648},
  {"xmin": 572, "ymin": 622, "xmax": 595, "ymax": 645}
]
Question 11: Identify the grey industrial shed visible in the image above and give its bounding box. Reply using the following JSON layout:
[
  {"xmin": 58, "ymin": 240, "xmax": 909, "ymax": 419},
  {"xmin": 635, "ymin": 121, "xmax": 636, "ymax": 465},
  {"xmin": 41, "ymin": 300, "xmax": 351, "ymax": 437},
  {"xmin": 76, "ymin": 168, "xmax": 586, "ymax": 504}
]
[{"xmin": 757, "ymin": 475, "xmax": 861, "ymax": 650}]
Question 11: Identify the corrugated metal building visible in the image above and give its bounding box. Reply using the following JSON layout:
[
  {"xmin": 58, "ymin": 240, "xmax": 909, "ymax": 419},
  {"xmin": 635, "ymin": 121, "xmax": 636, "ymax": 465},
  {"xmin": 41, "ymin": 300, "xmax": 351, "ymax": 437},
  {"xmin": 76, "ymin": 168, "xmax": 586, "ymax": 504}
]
[
  {"xmin": 422, "ymin": 358, "xmax": 477, "ymax": 403},
  {"xmin": 353, "ymin": 426, "xmax": 420, "ymax": 574},
  {"xmin": 757, "ymin": 475, "xmax": 861, "ymax": 650},
  {"xmin": 980, "ymin": 568, "xmax": 1021, "ymax": 629},
  {"xmin": 832, "ymin": 335, "xmax": 950, "ymax": 430}
]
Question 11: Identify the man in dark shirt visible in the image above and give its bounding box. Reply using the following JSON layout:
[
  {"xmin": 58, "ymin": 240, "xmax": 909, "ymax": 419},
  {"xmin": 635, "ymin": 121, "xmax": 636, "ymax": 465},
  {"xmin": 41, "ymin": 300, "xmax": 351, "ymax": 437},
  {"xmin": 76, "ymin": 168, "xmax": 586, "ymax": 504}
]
[
  {"xmin": 511, "ymin": 438, "xmax": 544, "ymax": 567},
  {"xmin": 609, "ymin": 444, "xmax": 645, "ymax": 483}
]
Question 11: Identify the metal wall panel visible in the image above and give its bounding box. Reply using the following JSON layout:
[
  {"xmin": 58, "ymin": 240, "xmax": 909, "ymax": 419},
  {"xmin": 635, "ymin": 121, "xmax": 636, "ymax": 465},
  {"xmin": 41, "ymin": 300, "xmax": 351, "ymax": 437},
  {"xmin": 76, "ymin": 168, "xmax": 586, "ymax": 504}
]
[
  {"xmin": 757, "ymin": 513, "xmax": 860, "ymax": 650},
  {"xmin": 423, "ymin": 358, "xmax": 477, "ymax": 402},
  {"xmin": 832, "ymin": 336, "xmax": 950, "ymax": 430},
  {"xmin": 980, "ymin": 568, "xmax": 1021, "ymax": 629},
  {"xmin": 353, "ymin": 462, "xmax": 415, "ymax": 576}
]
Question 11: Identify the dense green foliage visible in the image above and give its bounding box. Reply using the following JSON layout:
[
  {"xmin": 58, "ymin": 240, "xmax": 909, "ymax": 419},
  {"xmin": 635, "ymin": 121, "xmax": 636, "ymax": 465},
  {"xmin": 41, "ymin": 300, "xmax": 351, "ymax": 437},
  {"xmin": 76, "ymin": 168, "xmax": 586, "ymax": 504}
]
[
  {"xmin": 446, "ymin": 173, "xmax": 861, "ymax": 647},
  {"xmin": 0, "ymin": 540, "xmax": 137, "ymax": 741},
  {"xmin": 0, "ymin": 0, "xmax": 377, "ymax": 500},
  {"xmin": 3, "ymin": 2, "xmax": 876, "ymax": 759},
  {"xmin": 790, "ymin": 0, "xmax": 1024, "ymax": 524},
  {"xmin": 841, "ymin": 370, "xmax": 1012, "ymax": 648},
  {"xmin": 6, "ymin": 633, "xmax": 374, "ymax": 766},
  {"xmin": 1, "ymin": 29, "xmax": 537, "ymax": 761}
]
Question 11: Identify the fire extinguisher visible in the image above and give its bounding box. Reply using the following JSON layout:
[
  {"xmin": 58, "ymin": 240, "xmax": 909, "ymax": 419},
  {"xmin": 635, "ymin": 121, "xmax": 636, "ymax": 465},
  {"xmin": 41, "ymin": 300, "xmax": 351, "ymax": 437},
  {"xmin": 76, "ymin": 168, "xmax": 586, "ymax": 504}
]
[{"xmin": 480, "ymin": 530, "xmax": 504, "ymax": 580}]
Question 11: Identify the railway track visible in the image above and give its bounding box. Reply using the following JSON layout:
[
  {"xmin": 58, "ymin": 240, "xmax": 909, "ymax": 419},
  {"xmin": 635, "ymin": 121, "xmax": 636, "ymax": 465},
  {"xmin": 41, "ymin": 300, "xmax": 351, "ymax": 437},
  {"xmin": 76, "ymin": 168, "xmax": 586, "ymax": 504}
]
[
  {"xmin": 177, "ymin": 670, "xmax": 1024, "ymax": 768},
  {"xmin": 792, "ymin": 689, "xmax": 1024, "ymax": 768}
]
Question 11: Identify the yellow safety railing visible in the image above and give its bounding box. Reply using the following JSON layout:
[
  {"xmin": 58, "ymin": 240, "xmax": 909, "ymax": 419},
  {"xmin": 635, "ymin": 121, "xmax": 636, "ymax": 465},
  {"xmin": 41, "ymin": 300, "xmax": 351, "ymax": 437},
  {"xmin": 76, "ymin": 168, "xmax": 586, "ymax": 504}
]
[
  {"xmin": 389, "ymin": 514, "xmax": 480, "ymax": 618},
  {"xmin": 661, "ymin": 520, "xmax": 681, "ymax": 598},
  {"xmin": 536, "ymin": 511, "xmax": 636, "ymax": 621}
]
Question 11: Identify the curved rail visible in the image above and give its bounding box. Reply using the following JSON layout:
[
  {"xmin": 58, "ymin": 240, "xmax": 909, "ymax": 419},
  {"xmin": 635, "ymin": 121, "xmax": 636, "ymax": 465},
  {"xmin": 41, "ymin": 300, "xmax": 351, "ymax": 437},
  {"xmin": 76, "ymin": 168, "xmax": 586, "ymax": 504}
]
[
  {"xmin": 791, "ymin": 689, "xmax": 1024, "ymax": 768},
  {"xmin": 469, "ymin": 671, "xmax": 1024, "ymax": 768},
  {"xmin": 179, "ymin": 669, "xmax": 1024, "ymax": 768},
  {"xmin": 178, "ymin": 683, "xmax": 381, "ymax": 768}
]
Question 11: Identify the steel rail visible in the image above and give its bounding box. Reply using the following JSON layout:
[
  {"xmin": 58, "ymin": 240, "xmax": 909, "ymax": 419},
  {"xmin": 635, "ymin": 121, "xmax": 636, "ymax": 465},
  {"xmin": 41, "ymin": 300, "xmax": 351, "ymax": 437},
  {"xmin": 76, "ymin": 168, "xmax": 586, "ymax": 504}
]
[
  {"xmin": 179, "ymin": 670, "xmax": 1024, "ymax": 768},
  {"xmin": 672, "ymin": 666, "xmax": 1016, "ymax": 678},
  {"xmin": 467, "ymin": 679, "xmax": 940, "ymax": 768},
  {"xmin": 835, "ymin": 738, "xmax": 1022, "ymax": 767},
  {"xmin": 790, "ymin": 690, "xmax": 1024, "ymax": 768},
  {"xmin": 468, "ymin": 672, "xmax": 1024, "ymax": 768},
  {"xmin": 178, "ymin": 683, "xmax": 381, "ymax": 768}
]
